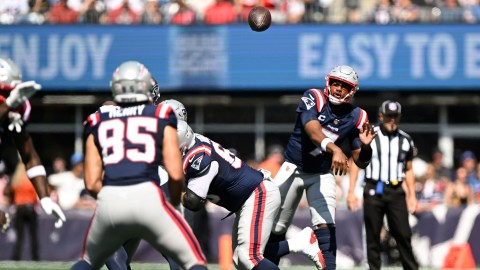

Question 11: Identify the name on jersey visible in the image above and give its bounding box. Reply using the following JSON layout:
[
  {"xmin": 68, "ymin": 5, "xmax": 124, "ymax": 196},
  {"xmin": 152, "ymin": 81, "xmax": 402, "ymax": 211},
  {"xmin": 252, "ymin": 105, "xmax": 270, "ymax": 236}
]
[{"xmin": 108, "ymin": 105, "xmax": 145, "ymax": 118}]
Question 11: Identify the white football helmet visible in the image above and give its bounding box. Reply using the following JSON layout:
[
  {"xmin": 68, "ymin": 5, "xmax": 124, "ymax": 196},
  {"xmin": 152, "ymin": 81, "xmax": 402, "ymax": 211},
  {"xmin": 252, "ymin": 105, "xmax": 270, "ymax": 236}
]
[
  {"xmin": 177, "ymin": 120, "xmax": 195, "ymax": 156},
  {"xmin": 110, "ymin": 61, "xmax": 156, "ymax": 104},
  {"xmin": 324, "ymin": 65, "xmax": 359, "ymax": 105},
  {"xmin": 161, "ymin": 99, "xmax": 187, "ymax": 121},
  {"xmin": 0, "ymin": 58, "xmax": 22, "ymax": 91}
]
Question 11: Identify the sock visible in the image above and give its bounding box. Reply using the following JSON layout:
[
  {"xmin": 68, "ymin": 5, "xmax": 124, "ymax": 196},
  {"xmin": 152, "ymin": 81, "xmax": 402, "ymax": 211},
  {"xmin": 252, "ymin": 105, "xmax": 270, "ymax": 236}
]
[
  {"xmin": 314, "ymin": 226, "xmax": 337, "ymax": 269},
  {"xmin": 264, "ymin": 232, "xmax": 287, "ymax": 265},
  {"xmin": 163, "ymin": 253, "xmax": 181, "ymax": 270},
  {"xmin": 189, "ymin": 266, "xmax": 208, "ymax": 270},
  {"xmin": 71, "ymin": 260, "xmax": 94, "ymax": 270},
  {"xmin": 105, "ymin": 247, "xmax": 129, "ymax": 270},
  {"xmin": 252, "ymin": 259, "xmax": 280, "ymax": 270}
]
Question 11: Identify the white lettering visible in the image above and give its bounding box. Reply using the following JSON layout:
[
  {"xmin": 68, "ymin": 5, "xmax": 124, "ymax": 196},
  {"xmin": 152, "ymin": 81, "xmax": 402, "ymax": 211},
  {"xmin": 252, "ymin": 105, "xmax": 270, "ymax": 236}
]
[
  {"xmin": 429, "ymin": 34, "xmax": 456, "ymax": 79},
  {"xmin": 40, "ymin": 35, "xmax": 59, "ymax": 80},
  {"xmin": 13, "ymin": 35, "xmax": 38, "ymax": 77},
  {"xmin": 405, "ymin": 34, "xmax": 429, "ymax": 78},
  {"xmin": 324, "ymin": 34, "xmax": 347, "ymax": 72},
  {"xmin": 373, "ymin": 34, "xmax": 398, "ymax": 78},
  {"xmin": 465, "ymin": 34, "xmax": 480, "ymax": 78},
  {"xmin": 62, "ymin": 35, "xmax": 86, "ymax": 80},
  {"xmin": 350, "ymin": 34, "xmax": 373, "ymax": 77},
  {"xmin": 87, "ymin": 35, "xmax": 112, "ymax": 79},
  {"xmin": 299, "ymin": 34, "xmax": 322, "ymax": 78}
]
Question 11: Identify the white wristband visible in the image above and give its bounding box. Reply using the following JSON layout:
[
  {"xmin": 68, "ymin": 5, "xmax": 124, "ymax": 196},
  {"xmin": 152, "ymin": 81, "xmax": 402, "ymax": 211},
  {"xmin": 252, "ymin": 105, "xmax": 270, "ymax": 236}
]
[
  {"xmin": 26, "ymin": 165, "xmax": 47, "ymax": 179},
  {"xmin": 320, "ymin": 138, "xmax": 334, "ymax": 152}
]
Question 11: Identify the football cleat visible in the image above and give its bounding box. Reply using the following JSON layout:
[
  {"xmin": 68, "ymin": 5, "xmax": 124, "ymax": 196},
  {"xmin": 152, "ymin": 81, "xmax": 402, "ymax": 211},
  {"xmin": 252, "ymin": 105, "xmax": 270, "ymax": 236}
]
[{"xmin": 290, "ymin": 227, "xmax": 326, "ymax": 269}]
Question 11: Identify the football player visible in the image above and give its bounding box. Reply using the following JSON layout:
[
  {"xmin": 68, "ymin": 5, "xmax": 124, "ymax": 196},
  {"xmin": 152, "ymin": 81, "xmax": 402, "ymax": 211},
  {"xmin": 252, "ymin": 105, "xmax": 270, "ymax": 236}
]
[
  {"xmin": 72, "ymin": 61, "xmax": 207, "ymax": 270},
  {"xmin": 0, "ymin": 57, "xmax": 66, "ymax": 232},
  {"xmin": 266, "ymin": 65, "xmax": 377, "ymax": 269},
  {"xmin": 89, "ymin": 62, "xmax": 188, "ymax": 270},
  {"xmin": 177, "ymin": 120, "xmax": 325, "ymax": 270}
]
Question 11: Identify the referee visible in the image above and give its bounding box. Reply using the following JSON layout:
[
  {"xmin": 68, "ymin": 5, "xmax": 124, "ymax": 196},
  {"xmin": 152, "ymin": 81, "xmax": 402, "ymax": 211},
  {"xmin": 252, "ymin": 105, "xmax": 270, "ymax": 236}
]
[{"xmin": 348, "ymin": 100, "xmax": 418, "ymax": 270}]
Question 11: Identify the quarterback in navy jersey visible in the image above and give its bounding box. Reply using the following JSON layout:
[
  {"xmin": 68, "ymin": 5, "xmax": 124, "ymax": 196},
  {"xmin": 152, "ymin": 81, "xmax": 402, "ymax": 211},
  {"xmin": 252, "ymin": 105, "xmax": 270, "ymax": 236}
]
[
  {"xmin": 267, "ymin": 65, "xmax": 377, "ymax": 269},
  {"xmin": 178, "ymin": 120, "xmax": 325, "ymax": 270},
  {"xmin": 72, "ymin": 61, "xmax": 207, "ymax": 270}
]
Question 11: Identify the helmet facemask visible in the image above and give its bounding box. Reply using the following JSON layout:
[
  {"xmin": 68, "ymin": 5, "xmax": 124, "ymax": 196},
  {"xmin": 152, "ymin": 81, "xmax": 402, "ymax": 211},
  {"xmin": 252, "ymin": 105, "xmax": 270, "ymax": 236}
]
[{"xmin": 324, "ymin": 65, "xmax": 359, "ymax": 105}]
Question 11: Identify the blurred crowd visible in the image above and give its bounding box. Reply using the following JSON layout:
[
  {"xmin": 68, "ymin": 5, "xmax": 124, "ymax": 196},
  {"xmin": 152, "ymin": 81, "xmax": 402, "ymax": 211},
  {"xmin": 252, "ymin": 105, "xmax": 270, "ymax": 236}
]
[
  {"xmin": 1, "ymin": 0, "xmax": 480, "ymax": 25},
  {"xmin": 335, "ymin": 149, "xmax": 480, "ymax": 213}
]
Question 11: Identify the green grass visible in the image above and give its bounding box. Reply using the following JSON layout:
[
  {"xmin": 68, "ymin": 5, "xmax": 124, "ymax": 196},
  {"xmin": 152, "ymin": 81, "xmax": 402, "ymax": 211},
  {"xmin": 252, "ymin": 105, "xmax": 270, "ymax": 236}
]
[
  {"xmin": 0, "ymin": 261, "xmax": 320, "ymax": 270},
  {"xmin": 0, "ymin": 261, "xmax": 455, "ymax": 270}
]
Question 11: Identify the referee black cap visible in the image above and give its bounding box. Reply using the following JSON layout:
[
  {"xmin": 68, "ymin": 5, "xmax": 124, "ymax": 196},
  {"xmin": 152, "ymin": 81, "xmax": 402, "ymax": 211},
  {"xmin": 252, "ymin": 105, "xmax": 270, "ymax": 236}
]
[{"xmin": 379, "ymin": 100, "xmax": 401, "ymax": 115}]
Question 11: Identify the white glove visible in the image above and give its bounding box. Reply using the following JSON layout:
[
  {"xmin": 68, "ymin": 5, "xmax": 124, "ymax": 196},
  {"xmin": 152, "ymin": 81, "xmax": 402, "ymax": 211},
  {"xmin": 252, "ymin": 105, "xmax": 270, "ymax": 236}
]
[
  {"xmin": 8, "ymin": 111, "xmax": 23, "ymax": 133},
  {"xmin": 5, "ymin": 81, "xmax": 41, "ymax": 108},
  {"xmin": 1, "ymin": 212, "xmax": 10, "ymax": 233},
  {"xmin": 40, "ymin": 197, "xmax": 66, "ymax": 229}
]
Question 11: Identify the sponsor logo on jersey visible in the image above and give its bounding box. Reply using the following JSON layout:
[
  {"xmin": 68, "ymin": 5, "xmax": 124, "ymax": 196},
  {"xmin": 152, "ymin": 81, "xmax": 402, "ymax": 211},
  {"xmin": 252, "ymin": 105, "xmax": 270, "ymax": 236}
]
[
  {"xmin": 191, "ymin": 156, "xmax": 203, "ymax": 170},
  {"xmin": 301, "ymin": 96, "xmax": 315, "ymax": 110}
]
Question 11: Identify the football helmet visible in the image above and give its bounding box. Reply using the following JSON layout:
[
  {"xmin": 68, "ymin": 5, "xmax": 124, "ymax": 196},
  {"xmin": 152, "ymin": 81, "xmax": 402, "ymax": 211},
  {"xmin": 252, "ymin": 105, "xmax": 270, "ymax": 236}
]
[
  {"xmin": 324, "ymin": 65, "xmax": 359, "ymax": 105},
  {"xmin": 177, "ymin": 120, "xmax": 195, "ymax": 156},
  {"xmin": 0, "ymin": 58, "xmax": 22, "ymax": 91},
  {"xmin": 161, "ymin": 99, "xmax": 187, "ymax": 121},
  {"xmin": 110, "ymin": 61, "xmax": 156, "ymax": 104}
]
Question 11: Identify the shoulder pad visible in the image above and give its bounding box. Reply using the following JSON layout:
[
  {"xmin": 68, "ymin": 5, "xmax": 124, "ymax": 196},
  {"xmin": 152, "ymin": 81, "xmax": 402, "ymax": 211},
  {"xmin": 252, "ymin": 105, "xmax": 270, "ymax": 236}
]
[
  {"xmin": 183, "ymin": 145, "xmax": 212, "ymax": 175},
  {"xmin": 154, "ymin": 103, "xmax": 174, "ymax": 119},
  {"xmin": 84, "ymin": 112, "xmax": 100, "ymax": 128},
  {"xmin": 355, "ymin": 108, "xmax": 369, "ymax": 130},
  {"xmin": 303, "ymin": 88, "xmax": 326, "ymax": 112}
]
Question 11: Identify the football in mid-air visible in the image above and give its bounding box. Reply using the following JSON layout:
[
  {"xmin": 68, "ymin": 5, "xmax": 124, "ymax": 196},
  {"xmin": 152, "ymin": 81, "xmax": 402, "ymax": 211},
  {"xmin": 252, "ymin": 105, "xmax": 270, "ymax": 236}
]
[{"xmin": 248, "ymin": 6, "xmax": 271, "ymax": 32}]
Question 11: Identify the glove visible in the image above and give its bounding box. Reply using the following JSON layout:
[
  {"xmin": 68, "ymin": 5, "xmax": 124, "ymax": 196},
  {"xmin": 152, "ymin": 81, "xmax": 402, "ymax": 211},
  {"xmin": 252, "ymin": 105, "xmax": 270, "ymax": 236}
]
[
  {"xmin": 8, "ymin": 111, "xmax": 23, "ymax": 133},
  {"xmin": 5, "ymin": 81, "xmax": 41, "ymax": 108},
  {"xmin": 1, "ymin": 212, "xmax": 10, "ymax": 233},
  {"xmin": 40, "ymin": 197, "xmax": 66, "ymax": 229}
]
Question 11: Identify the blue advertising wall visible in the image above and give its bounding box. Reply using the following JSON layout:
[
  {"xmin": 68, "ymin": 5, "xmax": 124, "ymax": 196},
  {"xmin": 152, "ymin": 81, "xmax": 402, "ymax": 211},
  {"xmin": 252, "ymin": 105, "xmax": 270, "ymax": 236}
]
[{"xmin": 0, "ymin": 25, "xmax": 479, "ymax": 91}]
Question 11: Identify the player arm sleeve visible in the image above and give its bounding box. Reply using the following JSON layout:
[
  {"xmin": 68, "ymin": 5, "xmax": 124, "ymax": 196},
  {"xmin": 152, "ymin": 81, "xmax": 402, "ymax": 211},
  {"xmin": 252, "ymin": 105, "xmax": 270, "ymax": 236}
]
[{"xmin": 183, "ymin": 161, "xmax": 219, "ymax": 211}]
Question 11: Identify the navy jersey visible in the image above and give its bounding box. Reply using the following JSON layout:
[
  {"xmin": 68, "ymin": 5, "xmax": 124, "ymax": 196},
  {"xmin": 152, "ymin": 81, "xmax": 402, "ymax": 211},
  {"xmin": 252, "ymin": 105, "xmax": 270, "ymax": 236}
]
[
  {"xmin": 84, "ymin": 103, "xmax": 177, "ymax": 186},
  {"xmin": 284, "ymin": 89, "xmax": 369, "ymax": 173},
  {"xmin": 182, "ymin": 134, "xmax": 263, "ymax": 212},
  {"xmin": 0, "ymin": 100, "xmax": 32, "ymax": 173}
]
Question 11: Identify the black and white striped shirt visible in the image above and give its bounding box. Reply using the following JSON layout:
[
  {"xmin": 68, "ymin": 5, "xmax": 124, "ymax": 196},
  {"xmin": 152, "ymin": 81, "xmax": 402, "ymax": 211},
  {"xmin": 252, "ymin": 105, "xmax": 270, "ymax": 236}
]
[{"xmin": 365, "ymin": 126, "xmax": 415, "ymax": 184}]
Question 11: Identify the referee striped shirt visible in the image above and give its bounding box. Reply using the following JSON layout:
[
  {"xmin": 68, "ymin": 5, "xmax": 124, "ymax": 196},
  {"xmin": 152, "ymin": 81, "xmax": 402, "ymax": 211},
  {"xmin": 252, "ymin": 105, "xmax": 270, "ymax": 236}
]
[{"xmin": 365, "ymin": 126, "xmax": 415, "ymax": 184}]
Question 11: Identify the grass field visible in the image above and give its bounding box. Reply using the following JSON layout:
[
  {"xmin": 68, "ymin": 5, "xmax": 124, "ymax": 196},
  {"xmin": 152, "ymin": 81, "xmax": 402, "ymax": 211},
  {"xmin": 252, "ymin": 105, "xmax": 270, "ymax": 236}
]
[
  {"xmin": 0, "ymin": 261, "xmax": 456, "ymax": 270},
  {"xmin": 0, "ymin": 261, "xmax": 323, "ymax": 270}
]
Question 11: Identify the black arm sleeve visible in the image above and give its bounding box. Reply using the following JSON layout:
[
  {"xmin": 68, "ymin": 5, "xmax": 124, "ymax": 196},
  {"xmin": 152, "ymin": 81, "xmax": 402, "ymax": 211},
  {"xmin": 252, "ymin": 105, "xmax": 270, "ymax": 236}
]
[
  {"xmin": 356, "ymin": 143, "xmax": 373, "ymax": 169},
  {"xmin": 182, "ymin": 187, "xmax": 206, "ymax": 212}
]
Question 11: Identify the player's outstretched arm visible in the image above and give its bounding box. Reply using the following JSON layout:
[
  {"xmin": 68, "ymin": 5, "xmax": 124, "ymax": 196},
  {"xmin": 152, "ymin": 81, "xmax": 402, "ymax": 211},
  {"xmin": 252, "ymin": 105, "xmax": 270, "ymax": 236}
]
[
  {"xmin": 163, "ymin": 125, "xmax": 185, "ymax": 206},
  {"xmin": 352, "ymin": 122, "xmax": 376, "ymax": 169},
  {"xmin": 305, "ymin": 120, "xmax": 349, "ymax": 175},
  {"xmin": 14, "ymin": 130, "xmax": 66, "ymax": 228}
]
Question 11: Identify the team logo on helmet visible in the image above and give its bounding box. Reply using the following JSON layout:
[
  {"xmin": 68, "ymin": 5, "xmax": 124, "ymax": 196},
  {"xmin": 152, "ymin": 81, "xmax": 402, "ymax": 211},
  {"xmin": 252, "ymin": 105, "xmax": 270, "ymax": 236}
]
[{"xmin": 301, "ymin": 96, "xmax": 316, "ymax": 110}]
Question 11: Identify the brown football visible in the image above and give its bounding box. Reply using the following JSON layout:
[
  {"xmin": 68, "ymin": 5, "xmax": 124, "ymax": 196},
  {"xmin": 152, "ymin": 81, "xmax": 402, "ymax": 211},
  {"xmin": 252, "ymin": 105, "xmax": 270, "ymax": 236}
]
[{"xmin": 248, "ymin": 6, "xmax": 272, "ymax": 32}]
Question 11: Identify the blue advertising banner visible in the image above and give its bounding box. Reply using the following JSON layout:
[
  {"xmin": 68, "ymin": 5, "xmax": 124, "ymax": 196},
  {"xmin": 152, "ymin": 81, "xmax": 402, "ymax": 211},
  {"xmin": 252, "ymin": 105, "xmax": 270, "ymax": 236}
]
[{"xmin": 0, "ymin": 25, "xmax": 479, "ymax": 91}]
